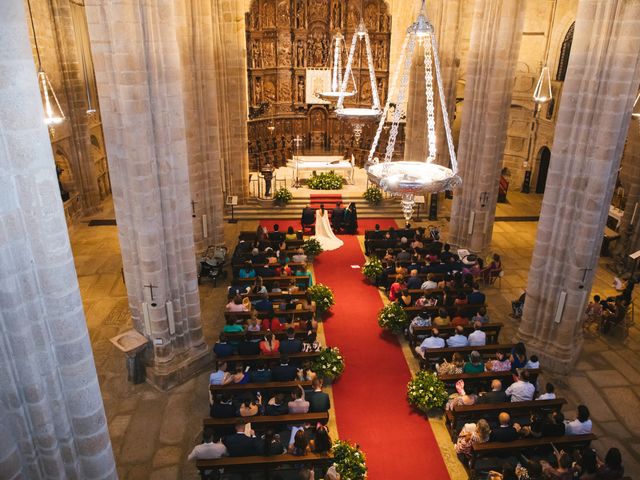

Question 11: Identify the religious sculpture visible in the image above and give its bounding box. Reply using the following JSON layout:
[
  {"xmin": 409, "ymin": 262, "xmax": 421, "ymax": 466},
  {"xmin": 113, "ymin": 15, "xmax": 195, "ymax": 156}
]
[
  {"xmin": 278, "ymin": 78, "xmax": 291, "ymax": 102},
  {"xmin": 332, "ymin": 0, "xmax": 342, "ymax": 28},
  {"xmin": 252, "ymin": 40, "xmax": 261, "ymax": 69},
  {"xmin": 296, "ymin": 76, "xmax": 305, "ymax": 103},
  {"xmin": 254, "ymin": 77, "xmax": 262, "ymax": 104},
  {"xmin": 309, "ymin": 0, "xmax": 327, "ymax": 20},
  {"xmin": 296, "ymin": 40, "xmax": 305, "ymax": 67},
  {"xmin": 295, "ymin": 0, "xmax": 305, "ymax": 29},
  {"xmin": 263, "ymin": 1, "xmax": 276, "ymax": 28},
  {"xmin": 379, "ymin": 13, "xmax": 390, "ymax": 32},
  {"xmin": 365, "ymin": 4, "xmax": 378, "ymax": 31},
  {"xmin": 264, "ymin": 80, "xmax": 276, "ymax": 103},
  {"xmin": 278, "ymin": 37, "xmax": 291, "ymax": 66},
  {"xmin": 277, "ymin": 0, "xmax": 290, "ymax": 27},
  {"xmin": 263, "ymin": 40, "xmax": 276, "ymax": 67}
]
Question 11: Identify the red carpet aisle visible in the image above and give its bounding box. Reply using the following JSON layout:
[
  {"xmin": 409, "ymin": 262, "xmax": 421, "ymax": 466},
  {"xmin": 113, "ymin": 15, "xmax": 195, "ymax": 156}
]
[{"xmin": 314, "ymin": 236, "xmax": 451, "ymax": 479}]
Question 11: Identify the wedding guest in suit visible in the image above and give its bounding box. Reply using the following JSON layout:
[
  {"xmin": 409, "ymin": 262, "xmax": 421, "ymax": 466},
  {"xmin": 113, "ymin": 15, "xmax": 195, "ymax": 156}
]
[
  {"xmin": 301, "ymin": 205, "xmax": 315, "ymax": 229},
  {"xmin": 331, "ymin": 202, "xmax": 345, "ymax": 232}
]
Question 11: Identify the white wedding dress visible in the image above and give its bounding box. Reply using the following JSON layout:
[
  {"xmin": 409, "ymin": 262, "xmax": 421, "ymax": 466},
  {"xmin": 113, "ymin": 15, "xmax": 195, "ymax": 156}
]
[{"xmin": 312, "ymin": 209, "xmax": 343, "ymax": 251}]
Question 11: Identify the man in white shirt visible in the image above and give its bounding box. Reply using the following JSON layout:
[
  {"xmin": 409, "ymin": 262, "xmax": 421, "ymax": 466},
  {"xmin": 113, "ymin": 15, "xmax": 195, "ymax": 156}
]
[
  {"xmin": 420, "ymin": 273, "xmax": 438, "ymax": 291},
  {"xmin": 446, "ymin": 326, "xmax": 469, "ymax": 347},
  {"xmin": 565, "ymin": 405, "xmax": 592, "ymax": 435},
  {"xmin": 467, "ymin": 322, "xmax": 486, "ymax": 346},
  {"xmin": 292, "ymin": 248, "xmax": 307, "ymax": 264},
  {"xmin": 415, "ymin": 328, "xmax": 445, "ymax": 358},
  {"xmin": 188, "ymin": 429, "xmax": 228, "ymax": 460},
  {"xmin": 209, "ymin": 362, "xmax": 227, "ymax": 385},
  {"xmin": 505, "ymin": 369, "xmax": 535, "ymax": 402},
  {"xmin": 536, "ymin": 382, "xmax": 556, "ymax": 401}
]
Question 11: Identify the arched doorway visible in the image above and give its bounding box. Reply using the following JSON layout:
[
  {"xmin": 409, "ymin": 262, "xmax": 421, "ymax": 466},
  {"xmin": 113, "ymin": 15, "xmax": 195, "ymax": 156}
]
[{"xmin": 535, "ymin": 146, "xmax": 551, "ymax": 194}]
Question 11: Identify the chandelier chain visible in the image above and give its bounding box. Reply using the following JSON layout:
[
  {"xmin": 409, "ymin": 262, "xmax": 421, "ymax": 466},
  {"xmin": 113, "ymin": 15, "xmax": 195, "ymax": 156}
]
[
  {"xmin": 363, "ymin": 31, "xmax": 381, "ymax": 110},
  {"xmin": 337, "ymin": 32, "xmax": 359, "ymax": 109},
  {"xmin": 424, "ymin": 42, "xmax": 436, "ymax": 160}
]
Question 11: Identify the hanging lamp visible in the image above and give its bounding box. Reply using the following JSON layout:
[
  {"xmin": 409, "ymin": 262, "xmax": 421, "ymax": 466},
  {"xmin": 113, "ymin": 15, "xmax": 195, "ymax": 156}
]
[
  {"xmin": 365, "ymin": 1, "xmax": 460, "ymax": 222},
  {"xmin": 335, "ymin": 19, "xmax": 382, "ymax": 143},
  {"xmin": 26, "ymin": 0, "xmax": 65, "ymax": 128},
  {"xmin": 317, "ymin": 31, "xmax": 356, "ymax": 101},
  {"xmin": 533, "ymin": 0, "xmax": 556, "ymax": 104}
]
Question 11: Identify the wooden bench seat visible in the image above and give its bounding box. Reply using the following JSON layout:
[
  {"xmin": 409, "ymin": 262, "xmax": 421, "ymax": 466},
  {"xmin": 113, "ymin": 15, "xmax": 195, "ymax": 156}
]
[
  {"xmin": 224, "ymin": 308, "xmax": 315, "ymax": 321},
  {"xmin": 221, "ymin": 351, "xmax": 321, "ymax": 365},
  {"xmin": 243, "ymin": 291, "xmax": 308, "ymax": 300},
  {"xmin": 204, "ymin": 412, "xmax": 329, "ymax": 429},
  {"xmin": 409, "ymin": 323, "xmax": 503, "ymax": 347},
  {"xmin": 223, "ymin": 329, "xmax": 313, "ymax": 342},
  {"xmin": 231, "ymin": 262, "xmax": 307, "ymax": 273},
  {"xmin": 231, "ymin": 276, "xmax": 310, "ymax": 287},
  {"xmin": 418, "ymin": 344, "xmax": 515, "ymax": 369},
  {"xmin": 439, "ymin": 369, "xmax": 540, "ymax": 391},
  {"xmin": 196, "ymin": 452, "xmax": 333, "ymax": 475},
  {"xmin": 404, "ymin": 304, "xmax": 487, "ymax": 319},
  {"xmin": 209, "ymin": 380, "xmax": 312, "ymax": 394},
  {"xmin": 469, "ymin": 434, "xmax": 596, "ymax": 479},
  {"xmin": 445, "ymin": 398, "xmax": 566, "ymax": 440}
]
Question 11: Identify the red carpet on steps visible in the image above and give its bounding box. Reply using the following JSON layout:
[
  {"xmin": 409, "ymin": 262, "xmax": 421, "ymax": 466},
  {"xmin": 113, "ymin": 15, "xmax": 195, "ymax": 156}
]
[
  {"xmin": 309, "ymin": 193, "xmax": 342, "ymax": 210},
  {"xmin": 313, "ymin": 236, "xmax": 451, "ymax": 479},
  {"xmin": 260, "ymin": 218, "xmax": 398, "ymax": 233}
]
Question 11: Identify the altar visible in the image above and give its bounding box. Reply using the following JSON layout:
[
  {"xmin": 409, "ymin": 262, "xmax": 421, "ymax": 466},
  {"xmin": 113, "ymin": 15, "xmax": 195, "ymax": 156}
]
[{"xmin": 287, "ymin": 154, "xmax": 355, "ymax": 184}]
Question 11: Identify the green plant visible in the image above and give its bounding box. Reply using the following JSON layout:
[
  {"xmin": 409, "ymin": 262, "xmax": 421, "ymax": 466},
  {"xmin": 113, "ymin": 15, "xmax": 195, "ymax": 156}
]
[
  {"xmin": 307, "ymin": 283, "xmax": 335, "ymax": 313},
  {"xmin": 377, "ymin": 301, "xmax": 408, "ymax": 333},
  {"xmin": 307, "ymin": 171, "xmax": 344, "ymax": 190},
  {"xmin": 407, "ymin": 370, "xmax": 449, "ymax": 412},
  {"xmin": 302, "ymin": 238, "xmax": 323, "ymax": 257},
  {"xmin": 332, "ymin": 440, "xmax": 367, "ymax": 480},
  {"xmin": 312, "ymin": 347, "xmax": 345, "ymax": 380},
  {"xmin": 361, "ymin": 256, "xmax": 384, "ymax": 279},
  {"xmin": 363, "ymin": 186, "xmax": 383, "ymax": 205},
  {"xmin": 273, "ymin": 187, "xmax": 293, "ymax": 205}
]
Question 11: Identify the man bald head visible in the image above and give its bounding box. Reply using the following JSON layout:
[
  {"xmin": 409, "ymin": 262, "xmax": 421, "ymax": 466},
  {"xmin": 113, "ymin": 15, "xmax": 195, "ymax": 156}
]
[{"xmin": 498, "ymin": 412, "xmax": 511, "ymax": 426}]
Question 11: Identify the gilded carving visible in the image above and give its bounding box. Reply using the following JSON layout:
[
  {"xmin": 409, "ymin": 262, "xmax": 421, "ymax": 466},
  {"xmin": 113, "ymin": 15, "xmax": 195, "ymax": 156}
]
[
  {"xmin": 278, "ymin": 36, "xmax": 292, "ymax": 66},
  {"xmin": 254, "ymin": 77, "xmax": 263, "ymax": 104},
  {"xmin": 331, "ymin": 0, "xmax": 342, "ymax": 28},
  {"xmin": 251, "ymin": 40, "xmax": 262, "ymax": 69},
  {"xmin": 296, "ymin": 76, "xmax": 305, "ymax": 103},
  {"xmin": 295, "ymin": 0, "xmax": 306, "ymax": 29},
  {"xmin": 296, "ymin": 39, "xmax": 306, "ymax": 67},
  {"xmin": 278, "ymin": 77, "xmax": 292, "ymax": 102},
  {"xmin": 309, "ymin": 0, "xmax": 328, "ymax": 20},
  {"xmin": 365, "ymin": 4, "xmax": 378, "ymax": 31},
  {"xmin": 264, "ymin": 79, "xmax": 276, "ymax": 103},
  {"xmin": 277, "ymin": 0, "xmax": 290, "ymax": 27},
  {"xmin": 263, "ymin": 40, "xmax": 276, "ymax": 67},
  {"xmin": 263, "ymin": 1, "xmax": 276, "ymax": 28}
]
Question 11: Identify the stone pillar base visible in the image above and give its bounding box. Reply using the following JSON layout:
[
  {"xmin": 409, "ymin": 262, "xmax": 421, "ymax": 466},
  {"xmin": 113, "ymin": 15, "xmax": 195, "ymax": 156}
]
[
  {"xmin": 144, "ymin": 344, "xmax": 213, "ymax": 391},
  {"xmin": 514, "ymin": 330, "xmax": 583, "ymax": 375}
]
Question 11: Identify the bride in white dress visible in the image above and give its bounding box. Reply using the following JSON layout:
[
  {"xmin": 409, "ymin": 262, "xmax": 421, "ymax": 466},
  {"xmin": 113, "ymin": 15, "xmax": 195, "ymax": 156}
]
[{"xmin": 312, "ymin": 205, "xmax": 343, "ymax": 251}]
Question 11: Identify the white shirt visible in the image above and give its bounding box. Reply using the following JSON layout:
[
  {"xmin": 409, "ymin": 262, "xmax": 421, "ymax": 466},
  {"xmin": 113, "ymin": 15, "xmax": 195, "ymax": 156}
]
[
  {"xmin": 421, "ymin": 280, "xmax": 438, "ymax": 290},
  {"xmin": 209, "ymin": 370, "xmax": 225, "ymax": 385},
  {"xmin": 537, "ymin": 392, "xmax": 556, "ymax": 400},
  {"xmin": 525, "ymin": 360, "xmax": 540, "ymax": 369},
  {"xmin": 419, "ymin": 336, "xmax": 445, "ymax": 350},
  {"xmin": 188, "ymin": 441, "xmax": 228, "ymax": 460},
  {"xmin": 468, "ymin": 330, "xmax": 486, "ymax": 346},
  {"xmin": 446, "ymin": 334, "xmax": 469, "ymax": 348},
  {"xmin": 565, "ymin": 419, "xmax": 592, "ymax": 435},
  {"xmin": 505, "ymin": 381, "xmax": 535, "ymax": 402}
]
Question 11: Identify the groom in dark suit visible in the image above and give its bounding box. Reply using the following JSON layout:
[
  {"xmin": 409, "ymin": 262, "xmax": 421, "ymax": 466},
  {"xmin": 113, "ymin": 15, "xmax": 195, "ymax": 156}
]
[
  {"xmin": 331, "ymin": 202, "xmax": 345, "ymax": 232},
  {"xmin": 301, "ymin": 205, "xmax": 315, "ymax": 229}
]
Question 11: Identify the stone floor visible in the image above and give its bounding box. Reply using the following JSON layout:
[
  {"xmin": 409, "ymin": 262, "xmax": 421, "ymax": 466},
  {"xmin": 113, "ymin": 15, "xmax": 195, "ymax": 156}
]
[{"xmin": 68, "ymin": 194, "xmax": 640, "ymax": 479}]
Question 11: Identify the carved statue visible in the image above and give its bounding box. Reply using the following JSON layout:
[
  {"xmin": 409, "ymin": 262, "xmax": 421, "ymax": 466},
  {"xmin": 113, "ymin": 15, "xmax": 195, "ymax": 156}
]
[
  {"xmin": 380, "ymin": 13, "xmax": 390, "ymax": 32},
  {"xmin": 332, "ymin": 0, "xmax": 342, "ymax": 28},
  {"xmin": 347, "ymin": 5, "xmax": 358, "ymax": 28},
  {"xmin": 295, "ymin": 0, "xmax": 305, "ymax": 29},
  {"xmin": 277, "ymin": 0, "xmax": 290, "ymax": 26},
  {"xmin": 264, "ymin": 80, "xmax": 276, "ymax": 103},
  {"xmin": 296, "ymin": 40, "xmax": 305, "ymax": 67},
  {"xmin": 312, "ymin": 37, "xmax": 324, "ymax": 66},
  {"xmin": 263, "ymin": 40, "xmax": 276, "ymax": 67},
  {"xmin": 264, "ymin": 1, "xmax": 276, "ymax": 27},
  {"xmin": 252, "ymin": 40, "xmax": 261, "ymax": 69},
  {"xmin": 251, "ymin": 3, "xmax": 259, "ymax": 29},
  {"xmin": 296, "ymin": 76, "xmax": 305, "ymax": 103},
  {"xmin": 278, "ymin": 37, "xmax": 291, "ymax": 66},
  {"xmin": 365, "ymin": 4, "xmax": 377, "ymax": 30},
  {"xmin": 254, "ymin": 77, "xmax": 263, "ymax": 105},
  {"xmin": 309, "ymin": 0, "xmax": 327, "ymax": 20},
  {"xmin": 361, "ymin": 80, "xmax": 372, "ymax": 103},
  {"xmin": 278, "ymin": 78, "xmax": 291, "ymax": 102}
]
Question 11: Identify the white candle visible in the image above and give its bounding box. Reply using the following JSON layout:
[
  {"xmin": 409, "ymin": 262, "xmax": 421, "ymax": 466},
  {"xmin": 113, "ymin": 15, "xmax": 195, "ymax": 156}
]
[{"xmin": 632, "ymin": 202, "xmax": 639, "ymax": 226}]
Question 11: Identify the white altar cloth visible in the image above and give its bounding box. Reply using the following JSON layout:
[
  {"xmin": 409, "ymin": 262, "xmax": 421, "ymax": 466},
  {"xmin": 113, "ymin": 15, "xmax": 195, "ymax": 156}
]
[{"xmin": 288, "ymin": 155, "xmax": 355, "ymax": 183}]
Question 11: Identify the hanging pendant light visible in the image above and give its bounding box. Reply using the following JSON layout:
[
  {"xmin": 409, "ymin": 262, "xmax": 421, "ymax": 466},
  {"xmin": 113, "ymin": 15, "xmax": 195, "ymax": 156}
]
[
  {"xmin": 317, "ymin": 32, "xmax": 356, "ymax": 101},
  {"xmin": 335, "ymin": 19, "xmax": 382, "ymax": 143},
  {"xmin": 27, "ymin": 0, "xmax": 66, "ymax": 128},
  {"xmin": 533, "ymin": 64, "xmax": 552, "ymax": 103},
  {"xmin": 365, "ymin": 1, "xmax": 461, "ymax": 222}
]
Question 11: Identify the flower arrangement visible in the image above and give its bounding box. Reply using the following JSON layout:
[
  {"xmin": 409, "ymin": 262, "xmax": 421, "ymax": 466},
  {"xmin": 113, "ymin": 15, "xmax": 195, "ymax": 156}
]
[
  {"xmin": 363, "ymin": 186, "xmax": 383, "ymax": 205},
  {"xmin": 307, "ymin": 171, "xmax": 344, "ymax": 190},
  {"xmin": 407, "ymin": 371, "xmax": 449, "ymax": 412},
  {"xmin": 302, "ymin": 238, "xmax": 323, "ymax": 257},
  {"xmin": 312, "ymin": 347, "xmax": 345, "ymax": 380},
  {"xmin": 361, "ymin": 256, "xmax": 384, "ymax": 279},
  {"xmin": 273, "ymin": 187, "xmax": 293, "ymax": 205},
  {"xmin": 307, "ymin": 283, "xmax": 335, "ymax": 313},
  {"xmin": 377, "ymin": 301, "xmax": 408, "ymax": 333},
  {"xmin": 332, "ymin": 440, "xmax": 367, "ymax": 479}
]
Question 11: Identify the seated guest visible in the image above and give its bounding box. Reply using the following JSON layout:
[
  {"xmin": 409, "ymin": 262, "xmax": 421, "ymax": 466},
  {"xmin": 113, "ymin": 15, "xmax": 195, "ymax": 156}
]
[
  {"xmin": 261, "ymin": 315, "xmax": 283, "ymax": 333},
  {"xmin": 406, "ymin": 269, "xmax": 423, "ymax": 290},
  {"xmin": 505, "ymin": 369, "xmax": 535, "ymax": 402},
  {"xmin": 307, "ymin": 378, "xmax": 331, "ymax": 413},
  {"xmin": 209, "ymin": 361, "xmax": 228, "ymax": 386},
  {"xmin": 436, "ymin": 352, "xmax": 464, "ymax": 376},
  {"xmin": 389, "ymin": 275, "xmax": 405, "ymax": 301},
  {"xmin": 478, "ymin": 379, "xmax": 508, "ymax": 404},
  {"xmin": 223, "ymin": 318, "xmax": 244, "ymax": 334},
  {"xmin": 536, "ymin": 382, "xmax": 556, "ymax": 400},
  {"xmin": 262, "ymin": 429, "xmax": 286, "ymax": 456},
  {"xmin": 256, "ymin": 264, "xmax": 276, "ymax": 278},
  {"xmin": 466, "ymin": 283, "xmax": 486, "ymax": 305},
  {"xmin": 447, "ymin": 326, "xmax": 469, "ymax": 348},
  {"xmin": 259, "ymin": 332, "xmax": 280, "ymax": 355},
  {"xmin": 541, "ymin": 450, "xmax": 573, "ymax": 479},
  {"xmin": 433, "ymin": 308, "xmax": 451, "ymax": 327},
  {"xmin": 541, "ymin": 411, "xmax": 565, "ymax": 437},
  {"xmin": 246, "ymin": 313, "xmax": 261, "ymax": 332},
  {"xmin": 213, "ymin": 334, "xmax": 235, "ymax": 358},
  {"xmin": 482, "ymin": 253, "xmax": 502, "ymax": 283},
  {"xmin": 525, "ymin": 354, "xmax": 540, "ymax": 369},
  {"xmin": 268, "ymin": 224, "xmax": 285, "ymax": 242},
  {"xmin": 565, "ymin": 405, "xmax": 592, "ymax": 435},
  {"xmin": 598, "ymin": 448, "xmax": 624, "ymax": 479},
  {"xmin": 271, "ymin": 355, "xmax": 297, "ymax": 381},
  {"xmin": 454, "ymin": 292, "xmax": 468, "ymax": 306},
  {"xmin": 446, "ymin": 383, "xmax": 478, "ymax": 410},
  {"xmin": 489, "ymin": 412, "xmax": 520, "ymax": 442},
  {"xmin": 228, "ymin": 363, "xmax": 249, "ymax": 384},
  {"xmin": 285, "ymin": 226, "xmax": 298, "ymax": 241},
  {"xmin": 486, "ymin": 351, "xmax": 511, "ymax": 372},
  {"xmin": 302, "ymin": 331, "xmax": 321, "ymax": 352},
  {"xmin": 288, "ymin": 384, "xmax": 310, "ymax": 413},
  {"xmin": 210, "ymin": 392, "xmax": 235, "ymax": 418},
  {"xmin": 226, "ymin": 294, "xmax": 249, "ymax": 312},
  {"xmin": 409, "ymin": 310, "xmax": 432, "ymax": 335},
  {"xmin": 395, "ymin": 260, "xmax": 408, "ymax": 277},
  {"xmin": 510, "ymin": 342, "xmax": 528, "ymax": 371},
  {"xmin": 451, "ymin": 309, "xmax": 469, "ymax": 327},
  {"xmin": 224, "ymin": 420, "xmax": 261, "ymax": 456},
  {"xmin": 253, "ymin": 292, "xmax": 274, "ymax": 314},
  {"xmin": 519, "ymin": 413, "xmax": 545, "ymax": 439},
  {"xmin": 249, "ymin": 361, "xmax": 272, "ymax": 383},
  {"xmin": 265, "ymin": 393, "xmax": 289, "ymax": 416},
  {"xmin": 510, "ymin": 290, "xmax": 526, "ymax": 319},
  {"xmin": 295, "ymin": 264, "xmax": 313, "ymax": 287},
  {"xmin": 471, "ymin": 306, "xmax": 490, "ymax": 324},
  {"xmin": 415, "ymin": 328, "xmax": 445, "ymax": 358},
  {"xmin": 463, "ymin": 351, "xmax": 485, "ymax": 374},
  {"xmin": 397, "ymin": 288, "xmax": 413, "ymax": 307},
  {"xmin": 288, "ymin": 429, "xmax": 311, "ymax": 456},
  {"xmin": 454, "ymin": 419, "xmax": 491, "ymax": 460},
  {"xmin": 467, "ymin": 322, "xmax": 486, "ymax": 346},
  {"xmin": 249, "ymin": 277, "xmax": 268, "ymax": 295},
  {"xmin": 251, "ymin": 248, "xmax": 267, "ymax": 265},
  {"xmin": 239, "ymin": 261, "xmax": 256, "ymax": 279},
  {"xmin": 292, "ymin": 248, "xmax": 307, "ymax": 263},
  {"xmin": 239, "ymin": 393, "xmax": 261, "ymax": 417},
  {"xmin": 279, "ymin": 328, "xmax": 303, "ymax": 354},
  {"xmin": 396, "ymin": 246, "xmax": 411, "ymax": 262},
  {"xmin": 296, "ymin": 362, "xmax": 317, "ymax": 382},
  {"xmin": 188, "ymin": 428, "xmax": 228, "ymax": 460},
  {"xmin": 310, "ymin": 424, "xmax": 332, "ymax": 454},
  {"xmin": 440, "ymin": 244, "xmax": 455, "ymax": 264},
  {"xmin": 236, "ymin": 332, "xmax": 260, "ymax": 355}
]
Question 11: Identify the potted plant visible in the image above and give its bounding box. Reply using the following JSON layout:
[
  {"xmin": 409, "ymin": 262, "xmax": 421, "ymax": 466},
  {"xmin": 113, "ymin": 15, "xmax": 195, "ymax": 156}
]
[
  {"xmin": 407, "ymin": 370, "xmax": 449, "ymax": 414},
  {"xmin": 363, "ymin": 186, "xmax": 383, "ymax": 205},
  {"xmin": 361, "ymin": 256, "xmax": 383, "ymax": 284},
  {"xmin": 307, "ymin": 283, "xmax": 335, "ymax": 314},
  {"xmin": 302, "ymin": 238, "xmax": 323, "ymax": 260},
  {"xmin": 331, "ymin": 440, "xmax": 367, "ymax": 480},
  {"xmin": 312, "ymin": 347, "xmax": 345, "ymax": 383},
  {"xmin": 273, "ymin": 187, "xmax": 293, "ymax": 206},
  {"xmin": 377, "ymin": 301, "xmax": 408, "ymax": 334},
  {"xmin": 307, "ymin": 171, "xmax": 344, "ymax": 190}
]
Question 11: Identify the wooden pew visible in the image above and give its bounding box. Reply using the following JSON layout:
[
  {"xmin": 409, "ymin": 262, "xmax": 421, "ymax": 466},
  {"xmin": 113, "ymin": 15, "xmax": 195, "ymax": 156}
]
[
  {"xmin": 196, "ymin": 452, "xmax": 333, "ymax": 478},
  {"xmin": 224, "ymin": 308, "xmax": 315, "ymax": 322},
  {"xmin": 404, "ymin": 304, "xmax": 486, "ymax": 320},
  {"xmin": 469, "ymin": 434, "xmax": 596, "ymax": 479},
  {"xmin": 209, "ymin": 380, "xmax": 313, "ymax": 395},
  {"xmin": 204, "ymin": 412, "xmax": 329, "ymax": 430},
  {"xmin": 439, "ymin": 369, "xmax": 541, "ymax": 392},
  {"xmin": 364, "ymin": 228, "xmax": 417, "ymax": 239},
  {"xmin": 409, "ymin": 323, "xmax": 503, "ymax": 348},
  {"xmin": 220, "ymin": 351, "xmax": 321, "ymax": 365},
  {"xmin": 407, "ymin": 287, "xmax": 472, "ymax": 297},
  {"xmin": 222, "ymin": 329, "xmax": 313, "ymax": 343},
  {"xmin": 445, "ymin": 398, "xmax": 566, "ymax": 440},
  {"xmin": 418, "ymin": 344, "xmax": 515, "ymax": 370},
  {"xmin": 244, "ymin": 292, "xmax": 308, "ymax": 300},
  {"xmin": 231, "ymin": 261, "xmax": 307, "ymax": 274},
  {"xmin": 231, "ymin": 276, "xmax": 311, "ymax": 288}
]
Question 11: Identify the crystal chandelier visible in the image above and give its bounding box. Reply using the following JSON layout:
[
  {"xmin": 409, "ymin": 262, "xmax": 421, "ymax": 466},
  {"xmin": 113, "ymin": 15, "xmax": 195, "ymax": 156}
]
[
  {"xmin": 533, "ymin": 64, "xmax": 552, "ymax": 103},
  {"xmin": 365, "ymin": 3, "xmax": 460, "ymax": 222},
  {"xmin": 317, "ymin": 32, "xmax": 356, "ymax": 102},
  {"xmin": 335, "ymin": 19, "xmax": 382, "ymax": 143}
]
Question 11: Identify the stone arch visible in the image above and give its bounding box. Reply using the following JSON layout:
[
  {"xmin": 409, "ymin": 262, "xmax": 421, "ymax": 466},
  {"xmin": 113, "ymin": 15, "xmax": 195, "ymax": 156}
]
[{"xmin": 54, "ymin": 146, "xmax": 74, "ymax": 201}]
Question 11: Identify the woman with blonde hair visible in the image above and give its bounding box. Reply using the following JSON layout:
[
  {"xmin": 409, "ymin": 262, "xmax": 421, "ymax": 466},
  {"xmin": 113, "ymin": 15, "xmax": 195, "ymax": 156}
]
[{"xmin": 454, "ymin": 418, "xmax": 491, "ymax": 460}]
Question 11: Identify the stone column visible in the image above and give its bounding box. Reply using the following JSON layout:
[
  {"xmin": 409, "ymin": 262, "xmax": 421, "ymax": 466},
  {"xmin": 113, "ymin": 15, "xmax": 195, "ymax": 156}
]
[
  {"xmin": 0, "ymin": 0, "xmax": 116, "ymax": 477},
  {"xmin": 448, "ymin": 0, "xmax": 526, "ymax": 252},
  {"xmin": 85, "ymin": 0, "xmax": 211, "ymax": 390},
  {"xmin": 517, "ymin": 0, "xmax": 640, "ymax": 374}
]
